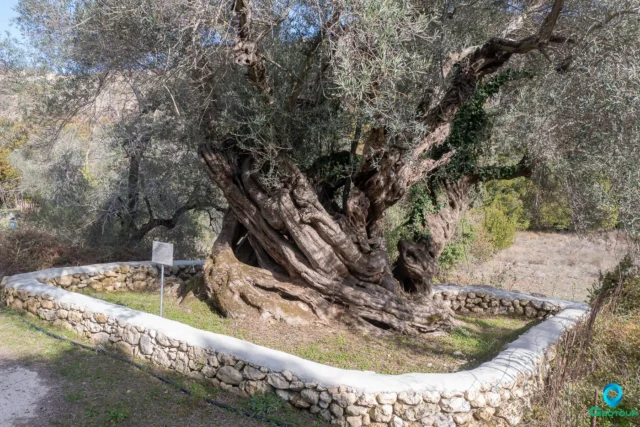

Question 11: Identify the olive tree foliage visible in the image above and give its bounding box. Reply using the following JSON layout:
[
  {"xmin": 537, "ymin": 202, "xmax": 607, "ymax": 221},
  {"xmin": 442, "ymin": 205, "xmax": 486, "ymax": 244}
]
[
  {"xmin": 11, "ymin": 0, "xmax": 638, "ymax": 332},
  {"xmin": 3, "ymin": 12, "xmax": 226, "ymax": 253},
  {"xmin": 490, "ymin": 0, "xmax": 640, "ymax": 248}
]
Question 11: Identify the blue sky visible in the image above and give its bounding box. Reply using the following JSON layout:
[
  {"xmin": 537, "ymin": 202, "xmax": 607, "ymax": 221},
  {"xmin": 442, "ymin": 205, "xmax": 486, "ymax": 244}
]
[{"xmin": 0, "ymin": 0, "xmax": 22, "ymax": 40}]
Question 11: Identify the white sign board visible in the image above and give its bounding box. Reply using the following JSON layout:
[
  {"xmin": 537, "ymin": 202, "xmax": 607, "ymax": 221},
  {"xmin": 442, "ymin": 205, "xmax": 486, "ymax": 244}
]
[{"xmin": 152, "ymin": 241, "xmax": 174, "ymax": 267}]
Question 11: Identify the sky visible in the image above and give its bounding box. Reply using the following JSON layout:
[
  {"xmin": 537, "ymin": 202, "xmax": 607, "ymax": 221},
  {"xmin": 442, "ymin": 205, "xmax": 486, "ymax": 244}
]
[{"xmin": 0, "ymin": 0, "xmax": 23, "ymax": 41}]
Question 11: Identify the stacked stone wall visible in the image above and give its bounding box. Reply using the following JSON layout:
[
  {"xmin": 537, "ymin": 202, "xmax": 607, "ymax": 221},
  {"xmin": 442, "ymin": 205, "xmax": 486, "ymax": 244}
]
[
  {"xmin": 38, "ymin": 263, "xmax": 202, "ymax": 293},
  {"xmin": 433, "ymin": 285, "xmax": 564, "ymax": 320},
  {"xmin": 1, "ymin": 263, "xmax": 589, "ymax": 427}
]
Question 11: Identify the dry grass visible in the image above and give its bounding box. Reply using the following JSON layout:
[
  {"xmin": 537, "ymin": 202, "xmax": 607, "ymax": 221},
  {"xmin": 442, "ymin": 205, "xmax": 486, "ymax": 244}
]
[
  {"xmin": 79, "ymin": 289, "xmax": 538, "ymax": 375},
  {"xmin": 523, "ymin": 265, "xmax": 640, "ymax": 427},
  {"xmin": 0, "ymin": 228, "xmax": 146, "ymax": 277},
  {"xmin": 446, "ymin": 231, "xmax": 630, "ymax": 301}
]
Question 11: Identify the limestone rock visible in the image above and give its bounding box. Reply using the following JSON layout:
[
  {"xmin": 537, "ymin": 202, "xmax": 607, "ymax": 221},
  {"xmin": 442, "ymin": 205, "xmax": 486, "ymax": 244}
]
[
  {"xmin": 201, "ymin": 365, "xmax": 217, "ymax": 378},
  {"xmin": 398, "ymin": 391, "xmax": 422, "ymax": 405},
  {"xmin": 320, "ymin": 409, "xmax": 332, "ymax": 421},
  {"xmin": 217, "ymin": 366, "xmax": 243, "ymax": 385},
  {"xmin": 345, "ymin": 405, "xmax": 367, "ymax": 416},
  {"xmin": 424, "ymin": 413, "xmax": 455, "ymax": 427},
  {"xmin": 369, "ymin": 405, "xmax": 393, "ymax": 423},
  {"xmin": 355, "ymin": 393, "xmax": 377, "ymax": 407},
  {"xmin": 334, "ymin": 392, "xmax": 357, "ymax": 408},
  {"xmin": 473, "ymin": 406, "xmax": 495, "ymax": 422},
  {"xmin": 485, "ymin": 392, "xmax": 501, "ymax": 407},
  {"xmin": 207, "ymin": 354, "xmax": 220, "ymax": 367},
  {"xmin": 396, "ymin": 402, "xmax": 438, "ymax": 421},
  {"xmin": 282, "ymin": 370, "xmax": 293, "ymax": 381},
  {"xmin": 155, "ymin": 332, "xmax": 171, "ymax": 347},
  {"xmin": 151, "ymin": 349, "xmax": 171, "ymax": 367},
  {"xmin": 525, "ymin": 306, "xmax": 537, "ymax": 318},
  {"xmin": 139, "ymin": 335, "xmax": 154, "ymax": 355},
  {"xmin": 465, "ymin": 390, "xmax": 486, "ymax": 408},
  {"xmin": 242, "ymin": 380, "xmax": 271, "ymax": 396},
  {"xmin": 452, "ymin": 412, "xmax": 473, "ymax": 425},
  {"xmin": 377, "ymin": 392, "xmax": 397, "ymax": 405},
  {"xmin": 276, "ymin": 389, "xmax": 291, "ymax": 401},
  {"xmin": 301, "ymin": 389, "xmax": 320, "ymax": 405},
  {"xmin": 330, "ymin": 403, "xmax": 344, "ymax": 417},
  {"xmin": 267, "ymin": 373, "xmax": 290, "ymax": 389},
  {"xmin": 58, "ymin": 276, "xmax": 73, "ymax": 287},
  {"xmin": 320, "ymin": 391, "xmax": 332, "ymax": 403},
  {"xmin": 243, "ymin": 365, "xmax": 266, "ymax": 381},
  {"xmin": 220, "ymin": 354, "xmax": 237, "ymax": 365},
  {"xmin": 89, "ymin": 332, "xmax": 110, "ymax": 344},
  {"xmin": 289, "ymin": 381, "xmax": 305, "ymax": 391},
  {"xmin": 346, "ymin": 416, "xmax": 363, "ymax": 427},
  {"xmin": 290, "ymin": 393, "xmax": 311, "ymax": 409},
  {"xmin": 495, "ymin": 398, "xmax": 524, "ymax": 425},
  {"xmin": 123, "ymin": 326, "xmax": 141, "ymax": 345},
  {"xmin": 423, "ymin": 390, "xmax": 441, "ymax": 404},
  {"xmin": 440, "ymin": 397, "xmax": 470, "ymax": 413}
]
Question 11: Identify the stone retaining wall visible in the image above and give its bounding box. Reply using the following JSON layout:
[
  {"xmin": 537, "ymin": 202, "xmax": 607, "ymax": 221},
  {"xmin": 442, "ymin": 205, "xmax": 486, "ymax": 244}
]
[
  {"xmin": 37, "ymin": 261, "xmax": 202, "ymax": 293},
  {"xmin": 433, "ymin": 285, "xmax": 566, "ymax": 320},
  {"xmin": 1, "ymin": 262, "xmax": 589, "ymax": 427}
]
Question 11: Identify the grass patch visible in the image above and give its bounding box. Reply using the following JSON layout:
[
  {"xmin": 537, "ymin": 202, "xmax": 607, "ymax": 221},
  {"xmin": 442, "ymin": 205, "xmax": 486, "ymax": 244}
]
[
  {"xmin": 78, "ymin": 289, "xmax": 538, "ymax": 374},
  {"xmin": 245, "ymin": 392, "xmax": 285, "ymax": 417},
  {"xmin": 0, "ymin": 308, "xmax": 326, "ymax": 427},
  {"xmin": 81, "ymin": 289, "xmax": 235, "ymax": 336}
]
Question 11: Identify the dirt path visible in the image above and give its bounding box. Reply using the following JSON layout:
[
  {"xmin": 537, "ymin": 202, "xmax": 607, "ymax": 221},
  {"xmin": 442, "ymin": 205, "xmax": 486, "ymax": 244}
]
[
  {"xmin": 447, "ymin": 231, "xmax": 629, "ymax": 301},
  {"xmin": 0, "ymin": 358, "xmax": 66, "ymax": 427}
]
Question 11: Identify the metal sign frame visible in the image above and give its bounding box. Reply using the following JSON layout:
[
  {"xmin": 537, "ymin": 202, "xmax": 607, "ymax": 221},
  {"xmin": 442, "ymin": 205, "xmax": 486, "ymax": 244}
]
[{"xmin": 152, "ymin": 241, "xmax": 174, "ymax": 317}]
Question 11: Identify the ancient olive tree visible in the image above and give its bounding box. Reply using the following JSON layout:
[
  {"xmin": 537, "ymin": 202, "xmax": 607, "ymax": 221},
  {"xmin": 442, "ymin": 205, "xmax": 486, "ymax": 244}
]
[{"xmin": 13, "ymin": 0, "xmax": 635, "ymax": 333}]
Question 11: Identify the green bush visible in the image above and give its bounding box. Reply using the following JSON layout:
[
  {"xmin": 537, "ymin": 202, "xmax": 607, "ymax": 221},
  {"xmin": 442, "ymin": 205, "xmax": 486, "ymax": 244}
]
[
  {"xmin": 483, "ymin": 179, "xmax": 530, "ymax": 230},
  {"xmin": 535, "ymin": 197, "xmax": 573, "ymax": 230},
  {"xmin": 589, "ymin": 255, "xmax": 640, "ymax": 314},
  {"xmin": 439, "ymin": 243, "xmax": 466, "ymax": 271},
  {"xmin": 482, "ymin": 176, "xmax": 576, "ymax": 231},
  {"xmin": 481, "ymin": 204, "xmax": 518, "ymax": 250},
  {"xmin": 438, "ymin": 217, "xmax": 477, "ymax": 271}
]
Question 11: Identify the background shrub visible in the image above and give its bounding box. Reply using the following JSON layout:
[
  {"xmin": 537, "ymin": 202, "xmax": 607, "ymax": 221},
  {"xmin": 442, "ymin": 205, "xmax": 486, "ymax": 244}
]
[{"xmin": 0, "ymin": 228, "xmax": 145, "ymax": 276}]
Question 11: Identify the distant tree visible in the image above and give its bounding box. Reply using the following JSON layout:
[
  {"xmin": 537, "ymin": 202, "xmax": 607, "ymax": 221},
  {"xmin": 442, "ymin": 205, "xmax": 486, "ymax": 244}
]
[{"xmin": 10, "ymin": 0, "xmax": 639, "ymax": 333}]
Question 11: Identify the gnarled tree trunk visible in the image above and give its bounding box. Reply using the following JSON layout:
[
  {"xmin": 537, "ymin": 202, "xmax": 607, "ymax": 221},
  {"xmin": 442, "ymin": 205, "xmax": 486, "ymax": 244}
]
[
  {"xmin": 394, "ymin": 178, "xmax": 474, "ymax": 294},
  {"xmin": 198, "ymin": 149, "xmax": 453, "ymax": 334},
  {"xmin": 194, "ymin": 0, "xmax": 565, "ymax": 333}
]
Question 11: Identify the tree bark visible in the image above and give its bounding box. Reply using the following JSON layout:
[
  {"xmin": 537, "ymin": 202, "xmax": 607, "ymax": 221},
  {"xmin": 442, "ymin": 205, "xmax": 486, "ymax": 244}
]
[
  {"xmin": 193, "ymin": 0, "xmax": 565, "ymax": 330},
  {"xmin": 394, "ymin": 178, "xmax": 474, "ymax": 294},
  {"xmin": 198, "ymin": 146, "xmax": 453, "ymax": 334},
  {"xmin": 393, "ymin": 159, "xmax": 535, "ymax": 293}
]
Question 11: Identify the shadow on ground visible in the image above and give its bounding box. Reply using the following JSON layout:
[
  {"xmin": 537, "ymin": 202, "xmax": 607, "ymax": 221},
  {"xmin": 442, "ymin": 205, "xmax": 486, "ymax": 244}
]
[{"xmin": 0, "ymin": 309, "xmax": 327, "ymax": 427}]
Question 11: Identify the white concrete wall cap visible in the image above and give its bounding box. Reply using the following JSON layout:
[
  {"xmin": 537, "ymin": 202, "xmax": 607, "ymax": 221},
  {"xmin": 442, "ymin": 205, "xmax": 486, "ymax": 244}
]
[{"xmin": 3, "ymin": 262, "xmax": 589, "ymax": 394}]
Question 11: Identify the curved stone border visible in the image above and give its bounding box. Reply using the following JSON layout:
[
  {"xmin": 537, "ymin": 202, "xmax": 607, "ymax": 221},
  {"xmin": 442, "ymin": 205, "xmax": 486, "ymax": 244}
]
[{"xmin": 1, "ymin": 262, "xmax": 589, "ymax": 427}]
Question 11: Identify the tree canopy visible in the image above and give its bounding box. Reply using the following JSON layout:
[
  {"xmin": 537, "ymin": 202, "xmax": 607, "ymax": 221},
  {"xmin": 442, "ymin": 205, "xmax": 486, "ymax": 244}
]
[{"xmin": 2, "ymin": 0, "xmax": 639, "ymax": 332}]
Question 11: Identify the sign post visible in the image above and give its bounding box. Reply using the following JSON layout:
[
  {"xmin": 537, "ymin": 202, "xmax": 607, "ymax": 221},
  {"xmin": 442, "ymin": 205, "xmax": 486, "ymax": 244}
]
[{"xmin": 152, "ymin": 241, "xmax": 174, "ymax": 317}]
